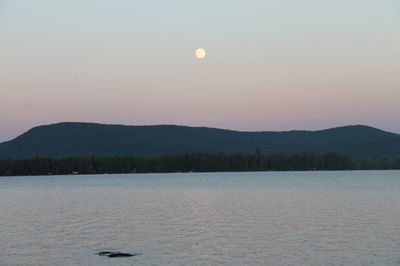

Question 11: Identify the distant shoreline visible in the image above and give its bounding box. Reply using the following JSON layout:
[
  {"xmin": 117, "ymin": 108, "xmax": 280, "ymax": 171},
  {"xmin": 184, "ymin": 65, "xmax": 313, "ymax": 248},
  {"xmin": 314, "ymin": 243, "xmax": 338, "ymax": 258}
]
[{"xmin": 1, "ymin": 152, "xmax": 399, "ymax": 177}]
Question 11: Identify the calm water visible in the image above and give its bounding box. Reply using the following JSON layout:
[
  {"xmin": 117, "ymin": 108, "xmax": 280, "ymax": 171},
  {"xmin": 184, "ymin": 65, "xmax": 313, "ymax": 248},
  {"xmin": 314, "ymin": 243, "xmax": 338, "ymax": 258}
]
[{"xmin": 1, "ymin": 171, "xmax": 400, "ymax": 265}]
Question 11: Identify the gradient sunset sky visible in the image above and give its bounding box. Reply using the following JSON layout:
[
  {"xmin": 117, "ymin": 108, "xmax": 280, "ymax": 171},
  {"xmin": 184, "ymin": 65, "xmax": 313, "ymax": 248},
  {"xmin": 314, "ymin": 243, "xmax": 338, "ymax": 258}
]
[{"xmin": 1, "ymin": 0, "xmax": 399, "ymax": 142}]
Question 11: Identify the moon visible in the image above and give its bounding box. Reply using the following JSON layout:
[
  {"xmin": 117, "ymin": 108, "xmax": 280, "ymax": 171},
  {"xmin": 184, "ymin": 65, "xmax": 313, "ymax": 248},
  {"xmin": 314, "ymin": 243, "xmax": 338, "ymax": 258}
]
[{"xmin": 195, "ymin": 48, "xmax": 206, "ymax": 59}]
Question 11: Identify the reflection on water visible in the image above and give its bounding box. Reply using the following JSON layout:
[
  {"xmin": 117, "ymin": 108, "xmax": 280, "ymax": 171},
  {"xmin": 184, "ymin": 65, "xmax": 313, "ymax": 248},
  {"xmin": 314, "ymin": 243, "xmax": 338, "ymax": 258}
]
[{"xmin": 1, "ymin": 171, "xmax": 400, "ymax": 265}]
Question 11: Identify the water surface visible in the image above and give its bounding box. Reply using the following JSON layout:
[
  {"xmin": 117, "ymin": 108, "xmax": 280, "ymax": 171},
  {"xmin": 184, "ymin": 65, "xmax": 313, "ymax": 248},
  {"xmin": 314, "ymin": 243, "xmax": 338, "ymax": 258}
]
[{"xmin": 1, "ymin": 171, "xmax": 400, "ymax": 265}]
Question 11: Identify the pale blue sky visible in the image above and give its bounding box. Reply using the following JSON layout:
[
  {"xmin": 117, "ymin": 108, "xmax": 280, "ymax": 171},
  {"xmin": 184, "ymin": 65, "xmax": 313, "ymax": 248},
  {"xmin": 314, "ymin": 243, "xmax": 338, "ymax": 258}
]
[{"xmin": 1, "ymin": 0, "xmax": 399, "ymax": 141}]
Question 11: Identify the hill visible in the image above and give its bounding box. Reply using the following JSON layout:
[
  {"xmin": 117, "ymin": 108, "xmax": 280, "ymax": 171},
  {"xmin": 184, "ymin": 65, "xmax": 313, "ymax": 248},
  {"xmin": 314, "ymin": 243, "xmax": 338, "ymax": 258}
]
[{"xmin": 0, "ymin": 122, "xmax": 399, "ymax": 159}]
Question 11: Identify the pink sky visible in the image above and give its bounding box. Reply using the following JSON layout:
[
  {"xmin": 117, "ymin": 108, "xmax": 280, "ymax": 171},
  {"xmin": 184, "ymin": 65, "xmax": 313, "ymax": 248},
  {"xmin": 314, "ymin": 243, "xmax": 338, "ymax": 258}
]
[{"xmin": 1, "ymin": 1, "xmax": 399, "ymax": 141}]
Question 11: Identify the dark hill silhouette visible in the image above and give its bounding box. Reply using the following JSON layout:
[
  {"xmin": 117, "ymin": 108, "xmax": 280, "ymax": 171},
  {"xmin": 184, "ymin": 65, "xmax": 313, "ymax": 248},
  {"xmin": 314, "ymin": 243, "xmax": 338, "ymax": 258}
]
[{"xmin": 0, "ymin": 122, "xmax": 399, "ymax": 159}]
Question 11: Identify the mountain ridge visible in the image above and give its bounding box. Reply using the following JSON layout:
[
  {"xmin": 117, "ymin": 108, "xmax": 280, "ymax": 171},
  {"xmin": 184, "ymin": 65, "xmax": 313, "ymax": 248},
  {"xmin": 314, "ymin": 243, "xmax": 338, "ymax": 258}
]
[{"xmin": 0, "ymin": 122, "xmax": 399, "ymax": 159}]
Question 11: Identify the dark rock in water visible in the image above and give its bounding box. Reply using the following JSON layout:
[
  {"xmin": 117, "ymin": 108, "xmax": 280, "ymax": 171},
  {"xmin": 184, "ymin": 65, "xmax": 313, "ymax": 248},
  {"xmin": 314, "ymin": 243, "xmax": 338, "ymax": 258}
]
[
  {"xmin": 98, "ymin": 251, "xmax": 113, "ymax": 256},
  {"xmin": 108, "ymin": 252, "xmax": 135, "ymax": 257},
  {"xmin": 97, "ymin": 251, "xmax": 139, "ymax": 258}
]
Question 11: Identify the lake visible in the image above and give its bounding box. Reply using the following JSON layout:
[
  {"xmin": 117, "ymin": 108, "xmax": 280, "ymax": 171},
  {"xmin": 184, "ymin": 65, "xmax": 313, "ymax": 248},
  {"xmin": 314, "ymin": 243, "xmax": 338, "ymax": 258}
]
[{"xmin": 1, "ymin": 171, "xmax": 400, "ymax": 265}]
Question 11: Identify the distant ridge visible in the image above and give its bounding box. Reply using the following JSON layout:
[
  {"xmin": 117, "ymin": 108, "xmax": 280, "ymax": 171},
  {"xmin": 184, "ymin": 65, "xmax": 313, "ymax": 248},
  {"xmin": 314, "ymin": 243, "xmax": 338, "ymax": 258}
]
[{"xmin": 0, "ymin": 122, "xmax": 399, "ymax": 159}]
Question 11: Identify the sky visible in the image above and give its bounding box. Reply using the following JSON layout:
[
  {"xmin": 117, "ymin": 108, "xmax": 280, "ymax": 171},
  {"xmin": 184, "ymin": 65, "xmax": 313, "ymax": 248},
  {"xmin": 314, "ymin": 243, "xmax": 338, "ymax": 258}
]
[{"xmin": 1, "ymin": 0, "xmax": 399, "ymax": 141}]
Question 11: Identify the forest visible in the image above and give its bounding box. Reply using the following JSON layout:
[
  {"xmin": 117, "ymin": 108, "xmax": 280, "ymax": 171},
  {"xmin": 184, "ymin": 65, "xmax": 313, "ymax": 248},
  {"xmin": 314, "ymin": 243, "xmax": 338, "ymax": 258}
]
[{"xmin": 1, "ymin": 151, "xmax": 399, "ymax": 176}]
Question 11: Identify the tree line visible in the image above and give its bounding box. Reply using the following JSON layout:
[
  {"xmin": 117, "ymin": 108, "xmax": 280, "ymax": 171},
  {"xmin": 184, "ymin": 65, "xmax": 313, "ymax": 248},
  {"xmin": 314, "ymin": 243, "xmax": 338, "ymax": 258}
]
[{"xmin": 0, "ymin": 152, "xmax": 399, "ymax": 176}]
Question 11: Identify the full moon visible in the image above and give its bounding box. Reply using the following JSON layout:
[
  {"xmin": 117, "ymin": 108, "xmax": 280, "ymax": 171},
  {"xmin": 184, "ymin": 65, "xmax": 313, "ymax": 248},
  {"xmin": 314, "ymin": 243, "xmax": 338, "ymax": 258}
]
[{"xmin": 195, "ymin": 48, "xmax": 206, "ymax": 59}]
